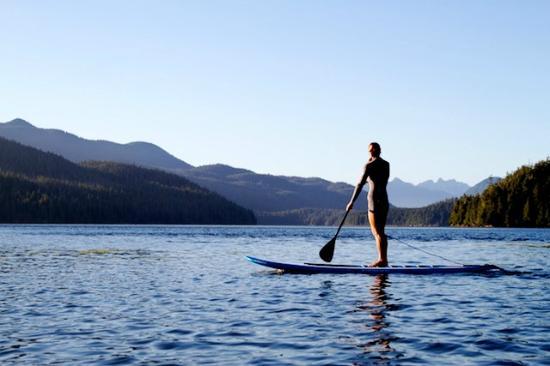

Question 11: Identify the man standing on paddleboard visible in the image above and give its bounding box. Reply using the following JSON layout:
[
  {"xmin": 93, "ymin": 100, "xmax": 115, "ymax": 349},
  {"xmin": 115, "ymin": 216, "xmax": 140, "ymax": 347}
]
[{"xmin": 346, "ymin": 142, "xmax": 390, "ymax": 267}]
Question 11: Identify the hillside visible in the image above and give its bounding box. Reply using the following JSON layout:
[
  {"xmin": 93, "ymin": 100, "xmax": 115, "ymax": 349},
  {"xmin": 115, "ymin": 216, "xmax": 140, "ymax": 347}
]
[
  {"xmin": 450, "ymin": 159, "xmax": 549, "ymax": 227},
  {"xmin": 184, "ymin": 165, "xmax": 465, "ymax": 211},
  {"xmin": 0, "ymin": 118, "xmax": 193, "ymax": 171},
  {"xmin": 181, "ymin": 164, "xmax": 368, "ymax": 211},
  {"xmin": 0, "ymin": 119, "xmax": 474, "ymax": 214},
  {"xmin": 0, "ymin": 137, "xmax": 256, "ymax": 224}
]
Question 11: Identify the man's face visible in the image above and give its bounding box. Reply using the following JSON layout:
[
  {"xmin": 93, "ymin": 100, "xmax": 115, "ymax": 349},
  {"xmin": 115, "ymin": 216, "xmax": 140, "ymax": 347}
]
[{"xmin": 368, "ymin": 144, "xmax": 375, "ymax": 156}]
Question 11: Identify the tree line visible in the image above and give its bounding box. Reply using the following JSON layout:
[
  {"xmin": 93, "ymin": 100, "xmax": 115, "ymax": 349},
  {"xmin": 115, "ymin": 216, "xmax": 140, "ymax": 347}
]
[{"xmin": 256, "ymin": 199, "xmax": 455, "ymax": 227}]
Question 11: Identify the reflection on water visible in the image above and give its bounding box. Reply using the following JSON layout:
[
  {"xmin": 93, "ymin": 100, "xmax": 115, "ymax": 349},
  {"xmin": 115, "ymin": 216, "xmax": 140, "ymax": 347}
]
[
  {"xmin": 367, "ymin": 275, "xmax": 390, "ymax": 333},
  {"xmin": 354, "ymin": 275, "xmax": 402, "ymax": 365}
]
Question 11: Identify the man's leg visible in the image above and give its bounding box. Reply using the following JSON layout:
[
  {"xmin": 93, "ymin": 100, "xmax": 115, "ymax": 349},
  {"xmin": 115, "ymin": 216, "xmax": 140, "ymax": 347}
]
[
  {"xmin": 368, "ymin": 211, "xmax": 387, "ymax": 266},
  {"xmin": 379, "ymin": 206, "xmax": 389, "ymax": 265}
]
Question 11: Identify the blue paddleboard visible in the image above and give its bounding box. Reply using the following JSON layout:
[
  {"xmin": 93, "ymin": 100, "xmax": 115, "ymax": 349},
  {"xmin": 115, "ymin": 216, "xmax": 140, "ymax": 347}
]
[{"xmin": 246, "ymin": 256, "xmax": 500, "ymax": 275}]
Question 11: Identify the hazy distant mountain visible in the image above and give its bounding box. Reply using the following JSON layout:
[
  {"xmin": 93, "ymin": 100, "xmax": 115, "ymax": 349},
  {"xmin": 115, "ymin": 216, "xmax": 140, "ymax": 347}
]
[
  {"xmin": 464, "ymin": 177, "xmax": 502, "ymax": 196},
  {"xmin": 387, "ymin": 178, "xmax": 455, "ymax": 208},
  {"xmin": 0, "ymin": 118, "xmax": 193, "ymax": 171},
  {"xmin": 417, "ymin": 178, "xmax": 470, "ymax": 196},
  {"xmin": 0, "ymin": 118, "xmax": 475, "ymax": 214}
]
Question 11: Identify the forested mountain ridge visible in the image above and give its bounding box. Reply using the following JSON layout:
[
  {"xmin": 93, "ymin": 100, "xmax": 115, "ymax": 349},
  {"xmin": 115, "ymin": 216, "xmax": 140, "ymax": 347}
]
[
  {"xmin": 450, "ymin": 159, "xmax": 549, "ymax": 227},
  {"xmin": 0, "ymin": 132, "xmax": 98, "ymax": 181},
  {"xmin": 0, "ymin": 137, "xmax": 256, "ymax": 224},
  {"xmin": 1, "ymin": 119, "xmax": 475, "ymax": 211}
]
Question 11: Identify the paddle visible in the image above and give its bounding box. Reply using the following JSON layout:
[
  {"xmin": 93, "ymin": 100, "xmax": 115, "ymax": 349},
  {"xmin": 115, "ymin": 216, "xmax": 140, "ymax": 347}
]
[{"xmin": 319, "ymin": 209, "xmax": 350, "ymax": 262}]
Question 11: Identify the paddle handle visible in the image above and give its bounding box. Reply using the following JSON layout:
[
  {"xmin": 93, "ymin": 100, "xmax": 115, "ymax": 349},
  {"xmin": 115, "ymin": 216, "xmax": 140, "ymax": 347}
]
[{"xmin": 334, "ymin": 209, "xmax": 350, "ymax": 238}]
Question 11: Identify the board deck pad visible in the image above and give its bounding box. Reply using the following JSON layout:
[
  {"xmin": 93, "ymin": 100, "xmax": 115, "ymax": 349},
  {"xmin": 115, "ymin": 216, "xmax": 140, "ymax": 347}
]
[{"xmin": 246, "ymin": 256, "xmax": 500, "ymax": 275}]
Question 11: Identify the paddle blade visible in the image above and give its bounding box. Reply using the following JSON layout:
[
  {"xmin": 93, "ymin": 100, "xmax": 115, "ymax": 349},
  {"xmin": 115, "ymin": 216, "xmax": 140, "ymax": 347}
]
[{"xmin": 319, "ymin": 237, "xmax": 336, "ymax": 262}]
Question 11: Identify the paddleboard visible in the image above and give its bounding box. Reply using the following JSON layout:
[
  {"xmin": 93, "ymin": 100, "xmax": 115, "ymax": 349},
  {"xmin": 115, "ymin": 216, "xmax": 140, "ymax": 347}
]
[{"xmin": 246, "ymin": 256, "xmax": 500, "ymax": 275}]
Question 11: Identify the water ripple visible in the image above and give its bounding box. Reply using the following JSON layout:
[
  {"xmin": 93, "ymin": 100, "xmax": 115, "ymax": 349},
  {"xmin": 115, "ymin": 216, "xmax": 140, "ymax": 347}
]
[{"xmin": 0, "ymin": 225, "xmax": 549, "ymax": 365}]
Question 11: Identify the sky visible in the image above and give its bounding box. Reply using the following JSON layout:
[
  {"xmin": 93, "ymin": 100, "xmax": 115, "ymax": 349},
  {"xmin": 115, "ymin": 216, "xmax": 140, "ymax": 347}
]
[{"xmin": 1, "ymin": 1, "xmax": 549, "ymax": 185}]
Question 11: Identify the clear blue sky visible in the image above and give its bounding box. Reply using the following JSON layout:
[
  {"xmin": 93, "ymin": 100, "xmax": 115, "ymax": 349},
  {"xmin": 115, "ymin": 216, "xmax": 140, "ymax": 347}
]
[{"xmin": 1, "ymin": 1, "xmax": 549, "ymax": 185}]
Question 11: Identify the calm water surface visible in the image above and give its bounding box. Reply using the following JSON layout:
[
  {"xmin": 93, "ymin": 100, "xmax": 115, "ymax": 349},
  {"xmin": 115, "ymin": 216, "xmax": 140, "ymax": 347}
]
[{"xmin": 1, "ymin": 225, "xmax": 549, "ymax": 365}]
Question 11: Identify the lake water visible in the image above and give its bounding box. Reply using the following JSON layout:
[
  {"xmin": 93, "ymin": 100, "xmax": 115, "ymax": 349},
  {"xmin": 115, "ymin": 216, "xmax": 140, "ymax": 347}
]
[{"xmin": 1, "ymin": 225, "xmax": 549, "ymax": 365}]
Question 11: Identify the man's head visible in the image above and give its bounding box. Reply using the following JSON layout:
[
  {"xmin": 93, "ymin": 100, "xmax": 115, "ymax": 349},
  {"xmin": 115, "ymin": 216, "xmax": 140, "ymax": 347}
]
[{"xmin": 369, "ymin": 142, "xmax": 381, "ymax": 157}]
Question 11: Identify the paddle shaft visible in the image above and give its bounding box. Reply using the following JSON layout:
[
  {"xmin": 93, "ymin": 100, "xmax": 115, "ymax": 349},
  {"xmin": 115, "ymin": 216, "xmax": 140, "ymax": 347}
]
[
  {"xmin": 334, "ymin": 209, "xmax": 350, "ymax": 238},
  {"xmin": 319, "ymin": 208, "xmax": 351, "ymax": 262}
]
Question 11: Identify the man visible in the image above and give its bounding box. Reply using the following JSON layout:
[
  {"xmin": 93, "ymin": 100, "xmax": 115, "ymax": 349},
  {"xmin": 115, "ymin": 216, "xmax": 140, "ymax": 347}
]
[{"xmin": 346, "ymin": 142, "xmax": 390, "ymax": 267}]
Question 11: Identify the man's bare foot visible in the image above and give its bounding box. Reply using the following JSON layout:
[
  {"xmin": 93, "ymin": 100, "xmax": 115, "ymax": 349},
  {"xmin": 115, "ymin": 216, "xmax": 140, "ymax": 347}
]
[{"xmin": 369, "ymin": 260, "xmax": 388, "ymax": 267}]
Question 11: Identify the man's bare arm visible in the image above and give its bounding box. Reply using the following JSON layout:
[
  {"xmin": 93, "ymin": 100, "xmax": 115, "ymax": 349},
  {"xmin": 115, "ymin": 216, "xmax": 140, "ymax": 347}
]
[{"xmin": 346, "ymin": 164, "xmax": 368, "ymax": 211}]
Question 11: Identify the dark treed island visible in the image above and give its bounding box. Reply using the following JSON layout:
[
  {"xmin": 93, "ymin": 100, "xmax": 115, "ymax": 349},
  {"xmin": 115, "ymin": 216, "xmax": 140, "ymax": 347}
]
[
  {"xmin": 0, "ymin": 137, "xmax": 256, "ymax": 224},
  {"xmin": 450, "ymin": 159, "xmax": 549, "ymax": 227}
]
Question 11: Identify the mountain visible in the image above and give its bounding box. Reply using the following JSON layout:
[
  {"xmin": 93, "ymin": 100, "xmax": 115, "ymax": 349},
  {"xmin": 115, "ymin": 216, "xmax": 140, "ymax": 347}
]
[
  {"xmin": 0, "ymin": 118, "xmax": 474, "ymax": 217},
  {"xmin": 387, "ymin": 178, "xmax": 453, "ymax": 208},
  {"xmin": 450, "ymin": 159, "xmax": 549, "ymax": 227},
  {"xmin": 0, "ymin": 118, "xmax": 193, "ymax": 171},
  {"xmin": 0, "ymin": 137, "xmax": 255, "ymax": 224},
  {"xmin": 417, "ymin": 178, "xmax": 470, "ymax": 196},
  {"xmin": 0, "ymin": 119, "xmax": 366, "ymax": 212},
  {"xmin": 182, "ymin": 164, "xmax": 367, "ymax": 212},
  {"xmin": 464, "ymin": 176, "xmax": 502, "ymax": 196}
]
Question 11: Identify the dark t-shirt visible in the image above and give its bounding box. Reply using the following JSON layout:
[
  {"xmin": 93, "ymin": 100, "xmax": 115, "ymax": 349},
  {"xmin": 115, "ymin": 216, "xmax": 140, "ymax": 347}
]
[{"xmin": 361, "ymin": 157, "xmax": 390, "ymax": 212}]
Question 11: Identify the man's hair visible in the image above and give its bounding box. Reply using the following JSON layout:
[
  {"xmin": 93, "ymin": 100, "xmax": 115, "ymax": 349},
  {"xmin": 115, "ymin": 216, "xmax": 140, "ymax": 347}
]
[{"xmin": 370, "ymin": 142, "xmax": 381, "ymax": 156}]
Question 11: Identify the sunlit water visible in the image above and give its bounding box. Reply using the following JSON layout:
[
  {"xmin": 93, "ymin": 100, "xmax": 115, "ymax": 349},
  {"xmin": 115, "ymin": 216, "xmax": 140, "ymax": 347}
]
[{"xmin": 1, "ymin": 225, "xmax": 549, "ymax": 365}]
